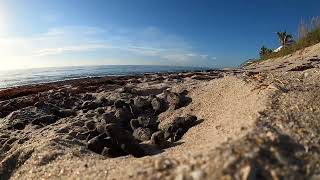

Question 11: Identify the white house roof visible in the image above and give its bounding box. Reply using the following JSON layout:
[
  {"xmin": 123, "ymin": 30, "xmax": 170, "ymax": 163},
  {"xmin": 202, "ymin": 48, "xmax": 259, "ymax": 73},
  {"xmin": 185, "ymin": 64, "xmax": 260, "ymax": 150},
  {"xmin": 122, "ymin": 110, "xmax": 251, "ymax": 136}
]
[{"xmin": 274, "ymin": 46, "xmax": 283, "ymax": 52}]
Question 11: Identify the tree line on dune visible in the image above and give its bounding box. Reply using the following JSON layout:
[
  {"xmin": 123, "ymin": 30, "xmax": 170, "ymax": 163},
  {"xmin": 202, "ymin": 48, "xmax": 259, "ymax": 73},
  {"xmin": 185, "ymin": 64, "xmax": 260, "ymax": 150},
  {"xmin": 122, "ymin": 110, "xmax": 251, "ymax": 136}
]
[{"xmin": 244, "ymin": 16, "xmax": 320, "ymax": 66}]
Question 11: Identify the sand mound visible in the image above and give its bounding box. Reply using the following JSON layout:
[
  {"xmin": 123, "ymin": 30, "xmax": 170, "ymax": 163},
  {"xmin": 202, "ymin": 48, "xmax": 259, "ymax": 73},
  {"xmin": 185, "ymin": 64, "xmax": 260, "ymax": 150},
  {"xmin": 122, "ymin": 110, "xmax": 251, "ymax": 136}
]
[{"xmin": 245, "ymin": 42, "xmax": 320, "ymax": 72}]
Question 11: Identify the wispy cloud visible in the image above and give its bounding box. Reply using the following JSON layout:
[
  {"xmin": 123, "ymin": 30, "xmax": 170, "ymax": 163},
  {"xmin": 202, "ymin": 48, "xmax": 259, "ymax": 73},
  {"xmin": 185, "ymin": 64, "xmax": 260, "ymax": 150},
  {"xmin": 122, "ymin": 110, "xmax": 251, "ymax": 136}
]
[
  {"xmin": 0, "ymin": 25, "xmax": 216, "ymax": 69},
  {"xmin": 44, "ymin": 26, "xmax": 106, "ymax": 36},
  {"xmin": 34, "ymin": 44, "xmax": 113, "ymax": 56}
]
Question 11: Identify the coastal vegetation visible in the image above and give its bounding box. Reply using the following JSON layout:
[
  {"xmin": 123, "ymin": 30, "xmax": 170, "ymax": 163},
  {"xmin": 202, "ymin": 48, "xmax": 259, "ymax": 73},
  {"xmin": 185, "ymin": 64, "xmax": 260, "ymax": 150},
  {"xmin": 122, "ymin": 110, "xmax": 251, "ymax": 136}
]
[
  {"xmin": 259, "ymin": 46, "xmax": 273, "ymax": 59},
  {"xmin": 277, "ymin": 31, "xmax": 294, "ymax": 49},
  {"xmin": 244, "ymin": 16, "xmax": 320, "ymax": 66}
]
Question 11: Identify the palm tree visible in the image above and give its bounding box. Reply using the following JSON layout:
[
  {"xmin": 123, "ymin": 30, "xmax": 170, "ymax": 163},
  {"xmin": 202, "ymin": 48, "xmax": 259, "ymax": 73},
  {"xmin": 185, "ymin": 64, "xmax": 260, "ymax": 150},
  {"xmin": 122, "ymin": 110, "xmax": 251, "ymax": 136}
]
[{"xmin": 277, "ymin": 31, "xmax": 293, "ymax": 48}]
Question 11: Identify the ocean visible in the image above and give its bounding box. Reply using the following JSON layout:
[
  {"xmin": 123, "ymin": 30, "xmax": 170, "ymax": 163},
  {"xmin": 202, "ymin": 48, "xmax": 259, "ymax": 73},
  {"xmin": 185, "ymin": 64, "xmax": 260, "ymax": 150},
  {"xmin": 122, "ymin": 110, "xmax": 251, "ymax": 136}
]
[{"xmin": 0, "ymin": 65, "xmax": 210, "ymax": 89}]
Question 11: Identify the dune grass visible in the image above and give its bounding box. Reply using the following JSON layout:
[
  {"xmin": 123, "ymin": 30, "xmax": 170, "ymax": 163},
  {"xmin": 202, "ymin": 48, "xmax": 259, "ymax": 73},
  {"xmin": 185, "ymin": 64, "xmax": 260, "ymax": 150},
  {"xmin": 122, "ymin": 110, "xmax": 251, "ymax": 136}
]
[
  {"xmin": 243, "ymin": 17, "xmax": 320, "ymax": 67},
  {"xmin": 260, "ymin": 27, "xmax": 320, "ymax": 60}
]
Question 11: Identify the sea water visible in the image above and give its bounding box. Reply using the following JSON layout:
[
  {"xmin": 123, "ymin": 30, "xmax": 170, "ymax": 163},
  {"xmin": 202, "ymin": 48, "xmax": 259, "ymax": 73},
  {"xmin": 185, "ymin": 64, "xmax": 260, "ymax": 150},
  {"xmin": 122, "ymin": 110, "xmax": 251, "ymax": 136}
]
[{"xmin": 0, "ymin": 65, "xmax": 209, "ymax": 89}]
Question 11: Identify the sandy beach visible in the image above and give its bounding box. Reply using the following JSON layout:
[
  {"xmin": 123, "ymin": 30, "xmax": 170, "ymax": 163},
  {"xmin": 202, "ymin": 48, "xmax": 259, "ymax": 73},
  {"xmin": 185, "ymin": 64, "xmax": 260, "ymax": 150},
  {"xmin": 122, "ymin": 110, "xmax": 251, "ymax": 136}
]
[{"xmin": 1, "ymin": 43, "xmax": 320, "ymax": 179}]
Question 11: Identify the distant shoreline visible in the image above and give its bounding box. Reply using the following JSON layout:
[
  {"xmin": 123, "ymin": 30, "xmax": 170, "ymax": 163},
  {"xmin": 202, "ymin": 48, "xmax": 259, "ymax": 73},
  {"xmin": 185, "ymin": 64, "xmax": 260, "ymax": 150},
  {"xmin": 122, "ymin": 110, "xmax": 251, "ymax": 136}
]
[
  {"xmin": 0, "ymin": 68, "xmax": 232, "ymax": 101},
  {"xmin": 0, "ymin": 65, "xmax": 215, "ymax": 90}
]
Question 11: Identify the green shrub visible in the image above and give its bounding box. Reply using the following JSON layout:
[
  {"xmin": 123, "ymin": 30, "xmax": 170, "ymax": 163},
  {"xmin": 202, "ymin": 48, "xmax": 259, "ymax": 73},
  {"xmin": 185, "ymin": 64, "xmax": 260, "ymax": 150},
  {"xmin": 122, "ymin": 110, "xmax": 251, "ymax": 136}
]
[
  {"xmin": 260, "ymin": 27, "xmax": 320, "ymax": 60},
  {"xmin": 245, "ymin": 17, "xmax": 320, "ymax": 66},
  {"xmin": 259, "ymin": 46, "xmax": 273, "ymax": 59}
]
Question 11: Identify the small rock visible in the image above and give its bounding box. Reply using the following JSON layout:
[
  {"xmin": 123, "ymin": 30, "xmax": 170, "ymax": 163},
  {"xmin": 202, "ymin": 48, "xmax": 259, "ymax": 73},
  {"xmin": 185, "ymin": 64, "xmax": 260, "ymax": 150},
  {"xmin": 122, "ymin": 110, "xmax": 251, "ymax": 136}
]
[
  {"xmin": 161, "ymin": 115, "xmax": 197, "ymax": 142},
  {"xmin": 151, "ymin": 98, "xmax": 165, "ymax": 114},
  {"xmin": 179, "ymin": 90, "xmax": 188, "ymax": 96},
  {"xmin": 68, "ymin": 131, "xmax": 78, "ymax": 137},
  {"xmin": 31, "ymin": 115, "xmax": 57, "ymax": 126},
  {"xmin": 95, "ymin": 108, "xmax": 105, "ymax": 114},
  {"xmin": 137, "ymin": 116, "xmax": 157, "ymax": 128},
  {"xmin": 86, "ymin": 134, "xmax": 110, "ymax": 154},
  {"xmin": 4, "ymin": 137, "xmax": 18, "ymax": 145},
  {"xmin": 148, "ymin": 95, "xmax": 157, "ymax": 102},
  {"xmin": 81, "ymin": 101, "xmax": 99, "ymax": 111},
  {"xmin": 84, "ymin": 112, "xmax": 95, "ymax": 118},
  {"xmin": 83, "ymin": 130, "xmax": 101, "ymax": 141},
  {"xmin": 101, "ymin": 147, "xmax": 111, "ymax": 157},
  {"xmin": 17, "ymin": 138, "xmax": 29, "ymax": 144},
  {"xmin": 96, "ymin": 122, "xmax": 107, "ymax": 133},
  {"xmin": 102, "ymin": 113, "xmax": 118, "ymax": 124},
  {"xmin": 167, "ymin": 92, "xmax": 181, "ymax": 110},
  {"xmin": 115, "ymin": 108, "xmax": 132, "ymax": 129},
  {"xmin": 105, "ymin": 124, "xmax": 145, "ymax": 157},
  {"xmin": 150, "ymin": 131, "xmax": 166, "ymax": 146},
  {"xmin": 119, "ymin": 86, "xmax": 133, "ymax": 93},
  {"xmin": 85, "ymin": 120, "xmax": 96, "ymax": 131},
  {"xmin": 130, "ymin": 119, "xmax": 141, "ymax": 130},
  {"xmin": 133, "ymin": 127, "xmax": 152, "ymax": 142},
  {"xmin": 120, "ymin": 143, "xmax": 145, "ymax": 158},
  {"xmin": 58, "ymin": 109, "xmax": 76, "ymax": 118},
  {"xmin": 83, "ymin": 94, "xmax": 94, "ymax": 101},
  {"xmin": 114, "ymin": 100, "xmax": 128, "ymax": 109},
  {"xmin": 184, "ymin": 115, "xmax": 197, "ymax": 127},
  {"xmin": 131, "ymin": 88, "xmax": 139, "ymax": 94},
  {"xmin": 79, "ymin": 146, "xmax": 87, "ymax": 153},
  {"xmin": 115, "ymin": 108, "xmax": 132, "ymax": 120},
  {"xmin": 75, "ymin": 132, "xmax": 88, "ymax": 141},
  {"xmin": 173, "ymin": 128, "xmax": 186, "ymax": 142},
  {"xmin": 101, "ymin": 142, "xmax": 127, "ymax": 158},
  {"xmin": 134, "ymin": 96, "xmax": 150, "ymax": 109},
  {"xmin": 163, "ymin": 90, "xmax": 171, "ymax": 96},
  {"xmin": 56, "ymin": 127, "xmax": 70, "ymax": 134},
  {"xmin": 289, "ymin": 63, "xmax": 314, "ymax": 71},
  {"xmin": 12, "ymin": 122, "xmax": 26, "ymax": 130},
  {"xmin": 98, "ymin": 98, "xmax": 110, "ymax": 107}
]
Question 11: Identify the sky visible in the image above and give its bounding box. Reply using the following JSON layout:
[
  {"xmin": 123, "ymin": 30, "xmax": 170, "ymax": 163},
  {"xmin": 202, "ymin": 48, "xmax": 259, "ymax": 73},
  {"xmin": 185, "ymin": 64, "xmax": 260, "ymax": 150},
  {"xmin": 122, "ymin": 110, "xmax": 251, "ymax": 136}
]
[{"xmin": 0, "ymin": 0, "xmax": 319, "ymax": 70}]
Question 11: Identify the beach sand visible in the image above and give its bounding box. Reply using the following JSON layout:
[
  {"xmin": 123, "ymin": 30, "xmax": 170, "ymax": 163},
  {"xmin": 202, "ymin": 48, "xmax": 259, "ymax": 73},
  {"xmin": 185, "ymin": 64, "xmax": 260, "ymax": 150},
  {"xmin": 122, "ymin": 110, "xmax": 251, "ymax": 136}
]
[{"xmin": 1, "ymin": 43, "xmax": 320, "ymax": 179}]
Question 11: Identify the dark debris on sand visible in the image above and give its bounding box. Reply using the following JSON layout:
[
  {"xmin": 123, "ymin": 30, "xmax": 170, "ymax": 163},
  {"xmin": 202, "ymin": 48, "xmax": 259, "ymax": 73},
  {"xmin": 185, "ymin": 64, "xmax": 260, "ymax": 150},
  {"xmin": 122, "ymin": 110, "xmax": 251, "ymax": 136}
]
[
  {"xmin": 0, "ymin": 72, "xmax": 216, "ymax": 161},
  {"xmin": 82, "ymin": 88, "xmax": 199, "ymax": 158}
]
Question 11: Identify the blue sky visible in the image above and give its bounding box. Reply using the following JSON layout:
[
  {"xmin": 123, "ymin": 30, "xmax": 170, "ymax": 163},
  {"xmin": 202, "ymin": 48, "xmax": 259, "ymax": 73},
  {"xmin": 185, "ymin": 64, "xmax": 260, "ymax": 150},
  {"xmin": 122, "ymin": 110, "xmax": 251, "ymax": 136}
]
[{"xmin": 0, "ymin": 0, "xmax": 319, "ymax": 70}]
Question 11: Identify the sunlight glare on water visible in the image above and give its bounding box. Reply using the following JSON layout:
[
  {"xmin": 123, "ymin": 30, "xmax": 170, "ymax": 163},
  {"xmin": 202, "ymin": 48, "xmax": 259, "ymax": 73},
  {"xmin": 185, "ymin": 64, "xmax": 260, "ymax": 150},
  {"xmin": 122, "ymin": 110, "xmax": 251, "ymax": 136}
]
[{"xmin": 0, "ymin": 65, "xmax": 209, "ymax": 89}]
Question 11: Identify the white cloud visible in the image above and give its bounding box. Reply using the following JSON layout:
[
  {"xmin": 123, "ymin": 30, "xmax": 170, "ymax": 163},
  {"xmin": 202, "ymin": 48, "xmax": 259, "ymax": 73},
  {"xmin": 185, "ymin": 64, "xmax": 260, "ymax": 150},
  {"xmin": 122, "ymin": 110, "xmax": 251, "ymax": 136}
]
[
  {"xmin": 163, "ymin": 54, "xmax": 190, "ymax": 61},
  {"xmin": 187, "ymin": 53, "xmax": 197, "ymax": 57},
  {"xmin": 34, "ymin": 44, "xmax": 113, "ymax": 56},
  {"xmin": 0, "ymin": 25, "xmax": 215, "ymax": 69},
  {"xmin": 200, "ymin": 54, "xmax": 209, "ymax": 58},
  {"xmin": 126, "ymin": 46, "xmax": 162, "ymax": 56}
]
